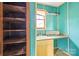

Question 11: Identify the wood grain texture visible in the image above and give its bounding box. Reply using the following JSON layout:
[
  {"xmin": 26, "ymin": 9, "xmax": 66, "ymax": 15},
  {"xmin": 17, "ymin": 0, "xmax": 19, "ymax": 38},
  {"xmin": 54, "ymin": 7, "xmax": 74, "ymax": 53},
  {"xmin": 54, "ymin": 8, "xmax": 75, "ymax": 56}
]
[
  {"xmin": 0, "ymin": 2, "xmax": 30, "ymax": 56},
  {"xmin": 37, "ymin": 39, "xmax": 54, "ymax": 56},
  {"xmin": 0, "ymin": 2, "xmax": 3, "ymax": 56},
  {"xmin": 26, "ymin": 2, "xmax": 30, "ymax": 56},
  {"xmin": 3, "ymin": 4, "xmax": 26, "ymax": 13},
  {"xmin": 4, "ymin": 38, "xmax": 25, "ymax": 44},
  {"xmin": 4, "ymin": 17, "xmax": 25, "ymax": 22}
]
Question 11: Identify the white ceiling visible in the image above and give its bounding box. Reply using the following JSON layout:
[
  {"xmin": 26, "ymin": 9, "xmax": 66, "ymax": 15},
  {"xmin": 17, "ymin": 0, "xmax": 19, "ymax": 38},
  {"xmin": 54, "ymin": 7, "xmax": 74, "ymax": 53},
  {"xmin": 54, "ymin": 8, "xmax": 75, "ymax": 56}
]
[{"xmin": 37, "ymin": 2, "xmax": 64, "ymax": 7}]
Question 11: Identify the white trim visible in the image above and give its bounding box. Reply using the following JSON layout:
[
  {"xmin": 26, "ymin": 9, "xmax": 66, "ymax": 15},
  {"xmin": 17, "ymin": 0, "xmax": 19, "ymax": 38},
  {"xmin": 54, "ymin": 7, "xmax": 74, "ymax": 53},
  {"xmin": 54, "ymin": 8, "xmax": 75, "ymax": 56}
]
[
  {"xmin": 35, "ymin": 2, "xmax": 37, "ymax": 56},
  {"xmin": 46, "ymin": 13, "xmax": 59, "ymax": 16},
  {"xmin": 67, "ymin": 2, "xmax": 70, "ymax": 53},
  {"xmin": 57, "ymin": 7, "xmax": 59, "ymax": 31}
]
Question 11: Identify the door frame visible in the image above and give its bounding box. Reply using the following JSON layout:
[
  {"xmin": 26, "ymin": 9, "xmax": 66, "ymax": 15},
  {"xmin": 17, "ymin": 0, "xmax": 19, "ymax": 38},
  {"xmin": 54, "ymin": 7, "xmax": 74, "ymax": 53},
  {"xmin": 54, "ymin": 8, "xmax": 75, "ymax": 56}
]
[{"xmin": 26, "ymin": 2, "xmax": 30, "ymax": 56}]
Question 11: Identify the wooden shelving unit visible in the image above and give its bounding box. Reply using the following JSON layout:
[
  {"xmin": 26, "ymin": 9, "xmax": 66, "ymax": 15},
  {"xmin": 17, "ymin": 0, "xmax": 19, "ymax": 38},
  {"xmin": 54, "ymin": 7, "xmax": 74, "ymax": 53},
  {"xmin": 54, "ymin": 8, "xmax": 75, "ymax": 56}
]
[
  {"xmin": 3, "ymin": 2, "xmax": 26, "ymax": 56},
  {"xmin": 0, "ymin": 2, "xmax": 30, "ymax": 56}
]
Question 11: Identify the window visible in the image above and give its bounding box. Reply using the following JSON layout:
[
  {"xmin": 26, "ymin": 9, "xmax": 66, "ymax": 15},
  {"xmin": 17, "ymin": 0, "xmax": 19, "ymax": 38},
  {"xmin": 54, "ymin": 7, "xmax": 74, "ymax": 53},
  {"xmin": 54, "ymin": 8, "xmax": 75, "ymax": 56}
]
[{"xmin": 36, "ymin": 9, "xmax": 46, "ymax": 29}]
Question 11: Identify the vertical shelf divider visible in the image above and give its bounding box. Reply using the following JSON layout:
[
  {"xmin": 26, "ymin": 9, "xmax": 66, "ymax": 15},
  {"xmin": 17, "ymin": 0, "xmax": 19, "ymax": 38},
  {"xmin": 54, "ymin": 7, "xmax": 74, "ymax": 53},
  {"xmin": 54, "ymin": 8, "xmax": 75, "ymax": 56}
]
[
  {"xmin": 26, "ymin": 2, "xmax": 30, "ymax": 56},
  {"xmin": 0, "ymin": 2, "xmax": 3, "ymax": 56}
]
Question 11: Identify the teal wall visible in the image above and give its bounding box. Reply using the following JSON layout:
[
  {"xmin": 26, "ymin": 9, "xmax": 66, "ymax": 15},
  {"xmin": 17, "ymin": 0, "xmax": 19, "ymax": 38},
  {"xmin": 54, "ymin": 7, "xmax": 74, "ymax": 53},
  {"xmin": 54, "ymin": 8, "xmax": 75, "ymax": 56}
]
[
  {"xmin": 55, "ymin": 3, "xmax": 68, "ymax": 53},
  {"xmin": 57, "ymin": 2, "xmax": 79, "ymax": 56},
  {"xmin": 58, "ymin": 3, "xmax": 67, "ymax": 34},
  {"xmin": 37, "ymin": 4, "xmax": 57, "ymax": 13},
  {"xmin": 68, "ymin": 2, "xmax": 79, "ymax": 56},
  {"xmin": 46, "ymin": 14, "xmax": 57, "ymax": 31},
  {"xmin": 30, "ymin": 2, "xmax": 35, "ymax": 56}
]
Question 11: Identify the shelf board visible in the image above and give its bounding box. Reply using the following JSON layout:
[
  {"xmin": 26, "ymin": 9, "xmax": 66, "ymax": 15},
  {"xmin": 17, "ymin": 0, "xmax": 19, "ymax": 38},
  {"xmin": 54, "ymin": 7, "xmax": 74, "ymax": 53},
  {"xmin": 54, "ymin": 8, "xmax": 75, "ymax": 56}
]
[
  {"xmin": 4, "ymin": 17, "xmax": 25, "ymax": 22},
  {"xmin": 3, "ymin": 4, "xmax": 25, "ymax": 13},
  {"xmin": 4, "ymin": 48, "xmax": 25, "ymax": 56},
  {"xmin": 4, "ymin": 38, "xmax": 25, "ymax": 44},
  {"xmin": 4, "ymin": 30, "xmax": 25, "ymax": 32}
]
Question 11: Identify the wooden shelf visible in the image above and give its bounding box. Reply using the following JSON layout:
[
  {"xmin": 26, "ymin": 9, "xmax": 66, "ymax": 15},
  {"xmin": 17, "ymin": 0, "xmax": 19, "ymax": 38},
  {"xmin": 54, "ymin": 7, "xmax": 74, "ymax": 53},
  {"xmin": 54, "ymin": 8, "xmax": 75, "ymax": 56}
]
[
  {"xmin": 4, "ymin": 38, "xmax": 25, "ymax": 44},
  {"xmin": 4, "ymin": 17, "xmax": 25, "ymax": 22},
  {"xmin": 1, "ymin": 2, "xmax": 30, "ymax": 56},
  {"xmin": 4, "ymin": 30, "xmax": 25, "ymax": 32},
  {"xmin": 4, "ymin": 48, "xmax": 25, "ymax": 56},
  {"xmin": 3, "ymin": 4, "xmax": 25, "ymax": 13}
]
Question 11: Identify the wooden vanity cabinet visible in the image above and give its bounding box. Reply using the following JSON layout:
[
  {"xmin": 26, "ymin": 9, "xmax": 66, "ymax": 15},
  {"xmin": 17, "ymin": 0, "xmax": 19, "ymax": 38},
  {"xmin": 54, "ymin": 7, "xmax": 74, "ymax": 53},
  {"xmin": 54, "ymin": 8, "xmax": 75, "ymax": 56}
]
[{"xmin": 37, "ymin": 39, "xmax": 54, "ymax": 56}]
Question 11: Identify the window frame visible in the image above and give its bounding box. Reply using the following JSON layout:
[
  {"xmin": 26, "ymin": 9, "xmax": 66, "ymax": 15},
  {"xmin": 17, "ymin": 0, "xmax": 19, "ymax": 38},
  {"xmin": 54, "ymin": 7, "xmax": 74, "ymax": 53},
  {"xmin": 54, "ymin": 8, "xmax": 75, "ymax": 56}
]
[{"xmin": 36, "ymin": 9, "xmax": 47, "ymax": 29}]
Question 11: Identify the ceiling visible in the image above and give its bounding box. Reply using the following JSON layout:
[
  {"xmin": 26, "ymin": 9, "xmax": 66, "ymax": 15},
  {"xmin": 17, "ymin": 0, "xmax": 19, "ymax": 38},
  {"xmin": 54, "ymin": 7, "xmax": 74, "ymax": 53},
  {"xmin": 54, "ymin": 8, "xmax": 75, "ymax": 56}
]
[{"xmin": 37, "ymin": 2, "xmax": 64, "ymax": 7}]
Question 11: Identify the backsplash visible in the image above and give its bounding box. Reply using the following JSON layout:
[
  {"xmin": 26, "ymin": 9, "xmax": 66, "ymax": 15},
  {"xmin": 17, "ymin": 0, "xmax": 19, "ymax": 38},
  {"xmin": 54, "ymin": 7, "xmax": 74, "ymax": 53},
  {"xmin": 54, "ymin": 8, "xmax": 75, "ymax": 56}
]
[{"xmin": 36, "ymin": 30, "xmax": 60, "ymax": 36}]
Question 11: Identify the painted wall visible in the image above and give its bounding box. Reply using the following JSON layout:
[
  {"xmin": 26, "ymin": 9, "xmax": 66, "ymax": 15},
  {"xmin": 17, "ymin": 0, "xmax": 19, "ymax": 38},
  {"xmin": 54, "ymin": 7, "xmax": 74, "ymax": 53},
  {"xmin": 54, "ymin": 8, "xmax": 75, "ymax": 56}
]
[
  {"xmin": 57, "ymin": 2, "xmax": 79, "ymax": 56},
  {"xmin": 55, "ymin": 3, "xmax": 68, "ymax": 53},
  {"xmin": 58, "ymin": 3, "xmax": 67, "ymax": 34},
  {"xmin": 30, "ymin": 2, "xmax": 36, "ymax": 56},
  {"xmin": 46, "ymin": 14, "xmax": 57, "ymax": 31},
  {"xmin": 68, "ymin": 2, "xmax": 79, "ymax": 56},
  {"xmin": 37, "ymin": 4, "xmax": 57, "ymax": 13}
]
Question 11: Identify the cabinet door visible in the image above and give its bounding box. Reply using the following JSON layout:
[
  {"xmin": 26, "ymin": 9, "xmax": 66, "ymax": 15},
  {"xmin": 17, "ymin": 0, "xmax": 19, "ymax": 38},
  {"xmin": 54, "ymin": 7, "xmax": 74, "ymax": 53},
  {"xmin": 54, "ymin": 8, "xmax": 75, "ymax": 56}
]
[
  {"xmin": 46, "ymin": 40, "xmax": 54, "ymax": 56},
  {"xmin": 37, "ymin": 44, "xmax": 47, "ymax": 56},
  {"xmin": 37, "ymin": 39, "xmax": 54, "ymax": 56}
]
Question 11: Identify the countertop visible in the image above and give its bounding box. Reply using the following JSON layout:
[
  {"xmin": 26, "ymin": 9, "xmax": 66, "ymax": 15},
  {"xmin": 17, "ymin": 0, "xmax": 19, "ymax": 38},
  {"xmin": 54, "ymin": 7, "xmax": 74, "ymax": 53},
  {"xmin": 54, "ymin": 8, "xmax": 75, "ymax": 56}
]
[{"xmin": 36, "ymin": 35, "xmax": 69, "ymax": 40}]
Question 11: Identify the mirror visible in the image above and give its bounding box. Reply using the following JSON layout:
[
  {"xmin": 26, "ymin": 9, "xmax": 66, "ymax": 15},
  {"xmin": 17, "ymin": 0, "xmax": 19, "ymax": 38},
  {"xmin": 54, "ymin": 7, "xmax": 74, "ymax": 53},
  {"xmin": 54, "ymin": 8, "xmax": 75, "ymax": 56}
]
[{"xmin": 46, "ymin": 13, "xmax": 58, "ymax": 31}]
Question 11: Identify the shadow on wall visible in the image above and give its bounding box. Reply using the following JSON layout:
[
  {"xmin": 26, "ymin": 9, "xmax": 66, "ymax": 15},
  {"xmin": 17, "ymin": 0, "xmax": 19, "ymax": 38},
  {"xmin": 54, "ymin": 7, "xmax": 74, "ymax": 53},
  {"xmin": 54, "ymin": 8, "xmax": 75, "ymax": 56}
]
[
  {"xmin": 55, "ymin": 38, "xmax": 68, "ymax": 53},
  {"xmin": 55, "ymin": 38, "xmax": 79, "ymax": 56},
  {"xmin": 69, "ymin": 39, "xmax": 79, "ymax": 56}
]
